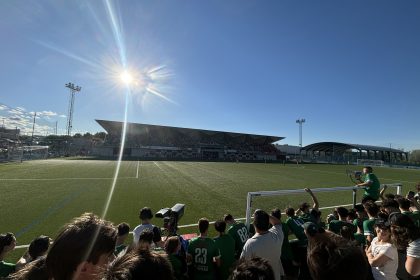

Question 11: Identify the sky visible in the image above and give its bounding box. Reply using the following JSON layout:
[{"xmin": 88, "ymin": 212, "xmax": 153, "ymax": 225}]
[{"xmin": 0, "ymin": 0, "xmax": 419, "ymax": 151}]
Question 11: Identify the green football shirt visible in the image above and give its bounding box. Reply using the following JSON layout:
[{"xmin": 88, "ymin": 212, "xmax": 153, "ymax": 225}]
[
  {"xmin": 328, "ymin": 220, "xmax": 355, "ymax": 235},
  {"xmin": 281, "ymin": 222, "xmax": 294, "ymax": 261},
  {"xmin": 227, "ymin": 222, "xmax": 249, "ymax": 258},
  {"xmin": 168, "ymin": 253, "xmax": 184, "ymax": 280},
  {"xmin": 354, "ymin": 232, "xmax": 366, "ymax": 247},
  {"xmin": 188, "ymin": 237, "xmax": 220, "ymax": 280},
  {"xmin": 412, "ymin": 211, "xmax": 420, "ymax": 228},
  {"xmin": 285, "ymin": 216, "xmax": 307, "ymax": 246},
  {"xmin": 214, "ymin": 234, "xmax": 235, "ymax": 280},
  {"xmin": 363, "ymin": 218, "xmax": 376, "ymax": 237},
  {"xmin": 363, "ymin": 173, "xmax": 380, "ymax": 200},
  {"xmin": 0, "ymin": 261, "xmax": 15, "ymax": 278}
]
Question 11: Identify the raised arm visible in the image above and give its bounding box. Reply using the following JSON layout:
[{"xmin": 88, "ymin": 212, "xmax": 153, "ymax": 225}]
[{"xmin": 305, "ymin": 188, "xmax": 319, "ymax": 211}]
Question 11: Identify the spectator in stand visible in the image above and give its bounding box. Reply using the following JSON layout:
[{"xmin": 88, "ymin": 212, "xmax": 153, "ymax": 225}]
[
  {"xmin": 213, "ymin": 220, "xmax": 235, "ymax": 280},
  {"xmin": 381, "ymin": 199, "xmax": 400, "ymax": 216},
  {"xmin": 115, "ymin": 223, "xmax": 130, "ymax": 256},
  {"xmin": 305, "ymin": 222, "xmax": 370, "ymax": 280},
  {"xmin": 353, "ymin": 203, "xmax": 368, "ymax": 233},
  {"xmin": 165, "ymin": 236, "xmax": 187, "ymax": 280},
  {"xmin": 401, "ymin": 196, "xmax": 420, "ymax": 228},
  {"xmin": 285, "ymin": 207, "xmax": 310, "ymax": 280},
  {"xmin": 363, "ymin": 201, "xmax": 380, "ymax": 245},
  {"xmin": 241, "ymin": 209, "xmax": 284, "ymax": 280},
  {"xmin": 340, "ymin": 226, "xmax": 356, "ymax": 242},
  {"xmin": 9, "ymin": 256, "xmax": 48, "ymax": 280},
  {"xmin": 224, "ymin": 214, "xmax": 249, "ymax": 259},
  {"xmin": 187, "ymin": 218, "xmax": 220, "ymax": 280},
  {"xmin": 133, "ymin": 207, "xmax": 162, "ymax": 247},
  {"xmin": 0, "ymin": 232, "xmax": 16, "ymax": 277},
  {"xmin": 271, "ymin": 208, "xmax": 297, "ymax": 280},
  {"xmin": 354, "ymin": 219, "xmax": 367, "ymax": 248},
  {"xmin": 231, "ymin": 257, "xmax": 275, "ymax": 280},
  {"xmin": 296, "ymin": 188, "xmax": 320, "ymax": 224},
  {"xmin": 389, "ymin": 213, "xmax": 420, "ymax": 277},
  {"xmin": 356, "ymin": 166, "xmax": 381, "ymax": 203},
  {"xmin": 328, "ymin": 207, "xmax": 355, "ymax": 235},
  {"xmin": 16, "ymin": 235, "xmax": 50, "ymax": 270},
  {"xmin": 101, "ymin": 249, "xmax": 174, "ymax": 280},
  {"xmin": 413, "ymin": 182, "xmax": 420, "ymax": 202},
  {"xmin": 45, "ymin": 213, "xmax": 117, "ymax": 280},
  {"xmin": 407, "ymin": 197, "xmax": 420, "ymax": 228},
  {"xmin": 365, "ymin": 219, "xmax": 398, "ymax": 280}
]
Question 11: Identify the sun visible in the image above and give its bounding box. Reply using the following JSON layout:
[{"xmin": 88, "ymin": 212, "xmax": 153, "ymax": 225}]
[{"xmin": 120, "ymin": 70, "xmax": 134, "ymax": 85}]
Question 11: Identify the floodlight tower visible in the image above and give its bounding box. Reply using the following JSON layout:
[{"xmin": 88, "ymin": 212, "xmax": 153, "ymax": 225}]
[
  {"xmin": 296, "ymin": 118, "xmax": 306, "ymax": 147},
  {"xmin": 65, "ymin": 82, "xmax": 82, "ymax": 136}
]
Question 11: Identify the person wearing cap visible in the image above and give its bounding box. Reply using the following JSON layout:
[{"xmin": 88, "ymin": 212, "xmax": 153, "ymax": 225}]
[
  {"xmin": 389, "ymin": 213, "xmax": 420, "ymax": 277},
  {"xmin": 356, "ymin": 166, "xmax": 381, "ymax": 203},
  {"xmin": 365, "ymin": 219, "xmax": 398, "ymax": 280},
  {"xmin": 241, "ymin": 210, "xmax": 284, "ymax": 280}
]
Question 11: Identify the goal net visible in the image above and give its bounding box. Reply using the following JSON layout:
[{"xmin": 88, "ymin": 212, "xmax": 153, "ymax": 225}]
[
  {"xmin": 7, "ymin": 145, "xmax": 49, "ymax": 162},
  {"xmin": 356, "ymin": 159, "xmax": 384, "ymax": 166}
]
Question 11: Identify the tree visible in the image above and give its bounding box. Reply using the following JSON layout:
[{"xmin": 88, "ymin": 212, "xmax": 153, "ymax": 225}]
[{"xmin": 409, "ymin": 150, "xmax": 420, "ymax": 163}]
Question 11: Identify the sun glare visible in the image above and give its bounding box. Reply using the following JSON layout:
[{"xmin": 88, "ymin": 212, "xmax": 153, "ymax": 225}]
[{"xmin": 120, "ymin": 70, "xmax": 134, "ymax": 85}]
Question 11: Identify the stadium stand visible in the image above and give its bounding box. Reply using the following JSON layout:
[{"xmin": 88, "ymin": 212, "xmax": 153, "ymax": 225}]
[{"xmin": 94, "ymin": 120, "xmax": 285, "ymax": 161}]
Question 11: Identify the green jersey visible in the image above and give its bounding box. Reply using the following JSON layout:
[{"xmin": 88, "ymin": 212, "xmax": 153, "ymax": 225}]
[
  {"xmin": 300, "ymin": 212, "xmax": 316, "ymax": 224},
  {"xmin": 285, "ymin": 216, "xmax": 307, "ymax": 246},
  {"xmin": 188, "ymin": 237, "xmax": 220, "ymax": 280},
  {"xmin": 0, "ymin": 261, "xmax": 15, "ymax": 277},
  {"xmin": 328, "ymin": 220, "xmax": 355, "ymax": 235},
  {"xmin": 354, "ymin": 233, "xmax": 366, "ymax": 247},
  {"xmin": 402, "ymin": 211, "xmax": 420, "ymax": 228},
  {"xmin": 227, "ymin": 222, "xmax": 249, "ymax": 258},
  {"xmin": 281, "ymin": 222, "xmax": 294, "ymax": 261},
  {"xmin": 169, "ymin": 254, "xmax": 184, "ymax": 280},
  {"xmin": 363, "ymin": 173, "xmax": 380, "ymax": 200},
  {"xmin": 363, "ymin": 218, "xmax": 376, "ymax": 237},
  {"xmin": 214, "ymin": 234, "xmax": 235, "ymax": 280}
]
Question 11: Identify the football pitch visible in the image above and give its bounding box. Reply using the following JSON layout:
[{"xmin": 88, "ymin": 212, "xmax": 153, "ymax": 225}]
[{"xmin": 1, "ymin": 159, "xmax": 419, "ymax": 260}]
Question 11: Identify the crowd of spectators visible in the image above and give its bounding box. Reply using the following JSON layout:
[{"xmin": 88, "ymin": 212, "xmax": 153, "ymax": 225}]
[{"xmin": 1, "ymin": 175, "xmax": 420, "ymax": 280}]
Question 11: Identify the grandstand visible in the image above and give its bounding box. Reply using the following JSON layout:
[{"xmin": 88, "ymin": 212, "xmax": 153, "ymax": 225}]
[{"xmin": 94, "ymin": 120, "xmax": 285, "ymax": 161}]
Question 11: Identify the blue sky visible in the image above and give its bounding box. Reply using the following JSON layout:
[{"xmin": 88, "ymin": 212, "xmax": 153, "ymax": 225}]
[{"xmin": 1, "ymin": 0, "xmax": 419, "ymax": 150}]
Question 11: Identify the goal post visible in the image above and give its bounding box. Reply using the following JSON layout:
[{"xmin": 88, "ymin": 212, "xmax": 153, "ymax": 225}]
[
  {"xmin": 7, "ymin": 145, "xmax": 49, "ymax": 162},
  {"xmin": 245, "ymin": 183, "xmax": 402, "ymax": 229},
  {"xmin": 356, "ymin": 159, "xmax": 384, "ymax": 166}
]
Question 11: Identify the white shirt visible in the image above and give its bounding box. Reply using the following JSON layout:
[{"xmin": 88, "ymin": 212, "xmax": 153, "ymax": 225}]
[
  {"xmin": 132, "ymin": 223, "xmax": 155, "ymax": 244},
  {"xmin": 370, "ymin": 237, "xmax": 398, "ymax": 280},
  {"xmin": 241, "ymin": 224, "xmax": 284, "ymax": 280}
]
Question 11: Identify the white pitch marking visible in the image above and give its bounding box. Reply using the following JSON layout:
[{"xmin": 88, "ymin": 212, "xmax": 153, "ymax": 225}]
[
  {"xmin": 136, "ymin": 161, "xmax": 140, "ymax": 179},
  {"xmin": 0, "ymin": 177, "xmax": 137, "ymax": 181}
]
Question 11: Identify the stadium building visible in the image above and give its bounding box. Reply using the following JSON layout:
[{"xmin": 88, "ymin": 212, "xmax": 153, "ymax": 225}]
[{"xmin": 93, "ymin": 120, "xmax": 284, "ymax": 161}]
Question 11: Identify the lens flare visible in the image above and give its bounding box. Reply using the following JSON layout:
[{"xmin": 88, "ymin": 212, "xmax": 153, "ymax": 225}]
[{"xmin": 120, "ymin": 70, "xmax": 134, "ymax": 85}]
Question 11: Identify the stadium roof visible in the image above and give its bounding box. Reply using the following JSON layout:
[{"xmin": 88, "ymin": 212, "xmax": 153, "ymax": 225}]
[
  {"xmin": 303, "ymin": 142, "xmax": 405, "ymax": 153},
  {"xmin": 96, "ymin": 120, "xmax": 284, "ymax": 145}
]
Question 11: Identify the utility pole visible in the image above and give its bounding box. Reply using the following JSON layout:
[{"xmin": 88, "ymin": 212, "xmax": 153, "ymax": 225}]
[
  {"xmin": 31, "ymin": 112, "xmax": 37, "ymax": 145},
  {"xmin": 65, "ymin": 82, "xmax": 82, "ymax": 136},
  {"xmin": 296, "ymin": 118, "xmax": 306, "ymax": 147}
]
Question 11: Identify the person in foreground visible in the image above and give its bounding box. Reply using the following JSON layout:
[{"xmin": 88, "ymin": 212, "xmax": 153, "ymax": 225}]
[
  {"xmin": 241, "ymin": 209, "xmax": 284, "ymax": 280},
  {"xmin": 45, "ymin": 213, "xmax": 117, "ymax": 280}
]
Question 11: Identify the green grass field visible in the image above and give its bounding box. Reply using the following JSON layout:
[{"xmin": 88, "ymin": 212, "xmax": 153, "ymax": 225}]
[{"xmin": 1, "ymin": 159, "xmax": 419, "ymax": 261}]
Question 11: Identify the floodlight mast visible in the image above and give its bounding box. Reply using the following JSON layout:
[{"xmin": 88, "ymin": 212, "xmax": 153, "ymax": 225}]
[
  {"xmin": 65, "ymin": 83, "xmax": 82, "ymax": 136},
  {"xmin": 296, "ymin": 118, "xmax": 305, "ymax": 147}
]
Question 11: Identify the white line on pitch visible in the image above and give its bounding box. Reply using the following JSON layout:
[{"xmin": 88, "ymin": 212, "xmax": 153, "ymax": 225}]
[
  {"xmin": 0, "ymin": 177, "xmax": 137, "ymax": 181},
  {"xmin": 136, "ymin": 161, "xmax": 140, "ymax": 179}
]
